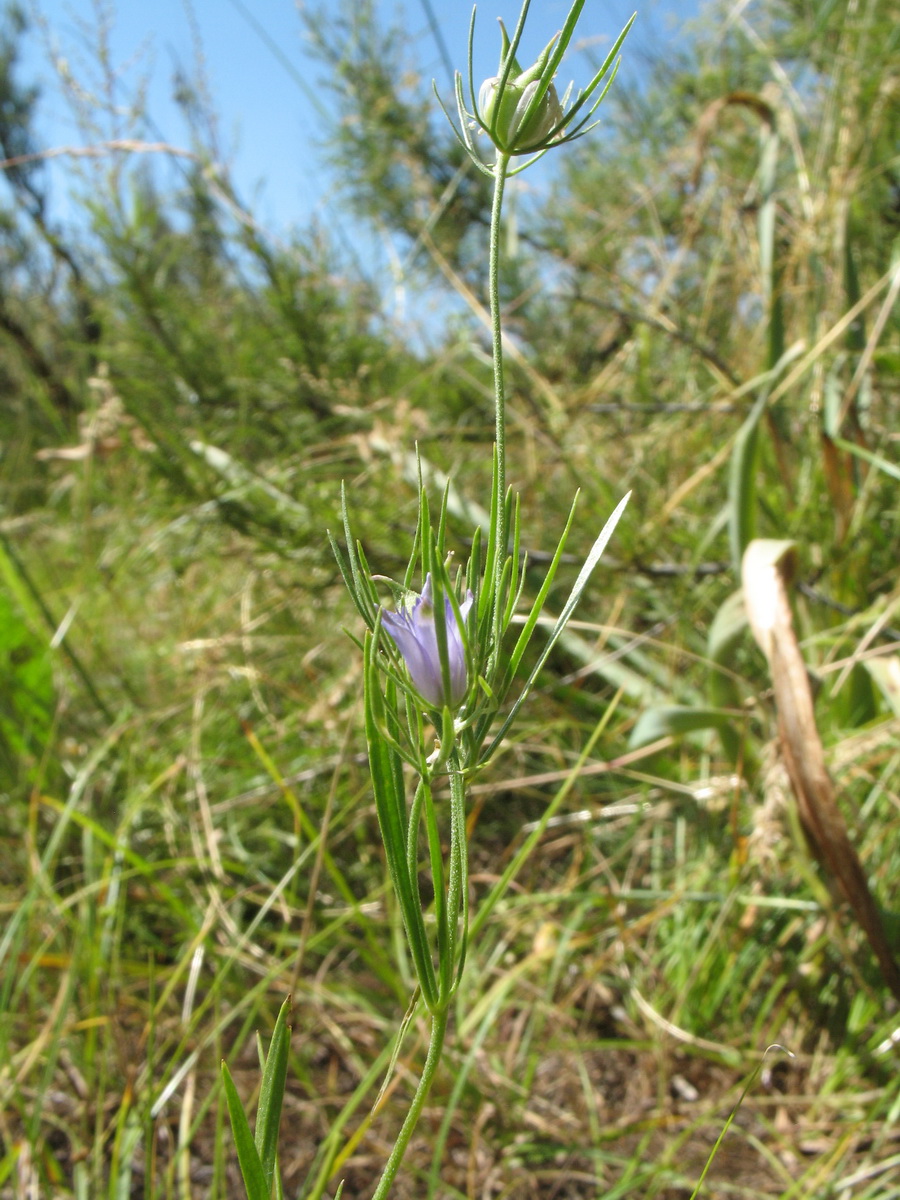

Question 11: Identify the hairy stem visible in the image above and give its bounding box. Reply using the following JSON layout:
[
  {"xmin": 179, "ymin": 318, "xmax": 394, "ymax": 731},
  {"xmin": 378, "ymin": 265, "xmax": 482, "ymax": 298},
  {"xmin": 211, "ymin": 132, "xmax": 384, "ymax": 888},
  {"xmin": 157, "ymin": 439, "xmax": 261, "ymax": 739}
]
[
  {"xmin": 489, "ymin": 151, "xmax": 511, "ymax": 615},
  {"xmin": 370, "ymin": 1006, "xmax": 450, "ymax": 1200}
]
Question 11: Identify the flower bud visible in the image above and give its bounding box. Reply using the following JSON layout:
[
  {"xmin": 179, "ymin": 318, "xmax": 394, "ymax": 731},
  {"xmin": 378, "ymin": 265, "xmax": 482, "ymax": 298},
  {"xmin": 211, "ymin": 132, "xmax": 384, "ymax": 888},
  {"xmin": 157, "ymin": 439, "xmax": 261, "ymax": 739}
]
[
  {"xmin": 478, "ymin": 73, "xmax": 563, "ymax": 154},
  {"xmin": 447, "ymin": 3, "xmax": 635, "ymax": 172},
  {"xmin": 476, "ymin": 21, "xmax": 564, "ymax": 156}
]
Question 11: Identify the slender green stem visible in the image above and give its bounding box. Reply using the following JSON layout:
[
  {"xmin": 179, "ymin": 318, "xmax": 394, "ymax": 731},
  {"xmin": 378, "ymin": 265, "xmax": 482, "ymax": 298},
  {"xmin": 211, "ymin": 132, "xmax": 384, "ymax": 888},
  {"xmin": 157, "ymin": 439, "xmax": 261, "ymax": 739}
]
[
  {"xmin": 489, "ymin": 151, "xmax": 511, "ymax": 616},
  {"xmin": 370, "ymin": 1007, "xmax": 450, "ymax": 1200},
  {"xmin": 445, "ymin": 750, "xmax": 469, "ymax": 992},
  {"xmin": 368, "ymin": 133, "xmax": 508, "ymax": 1200}
]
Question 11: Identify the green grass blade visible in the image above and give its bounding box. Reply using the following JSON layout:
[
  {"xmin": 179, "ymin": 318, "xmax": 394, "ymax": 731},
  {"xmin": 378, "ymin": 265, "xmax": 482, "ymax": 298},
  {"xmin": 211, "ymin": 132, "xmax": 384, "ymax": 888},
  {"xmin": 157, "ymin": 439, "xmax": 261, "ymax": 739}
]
[
  {"xmin": 254, "ymin": 996, "xmax": 292, "ymax": 1192},
  {"xmin": 727, "ymin": 388, "xmax": 766, "ymax": 575},
  {"xmin": 628, "ymin": 704, "xmax": 750, "ymax": 750},
  {"xmin": 221, "ymin": 1061, "xmax": 269, "ymax": 1200},
  {"xmin": 727, "ymin": 341, "xmax": 807, "ymax": 573},
  {"xmin": 688, "ymin": 1048, "xmax": 793, "ymax": 1200},
  {"xmin": 832, "ymin": 435, "xmax": 900, "ymax": 482},
  {"xmin": 472, "ymin": 699, "xmax": 617, "ymax": 942}
]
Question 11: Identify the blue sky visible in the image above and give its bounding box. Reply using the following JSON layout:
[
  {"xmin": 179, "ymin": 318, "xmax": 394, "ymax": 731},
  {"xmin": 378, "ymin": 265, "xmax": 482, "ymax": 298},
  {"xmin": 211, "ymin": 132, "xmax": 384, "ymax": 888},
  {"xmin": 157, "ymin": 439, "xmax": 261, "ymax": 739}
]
[{"xmin": 18, "ymin": 0, "xmax": 698, "ymax": 246}]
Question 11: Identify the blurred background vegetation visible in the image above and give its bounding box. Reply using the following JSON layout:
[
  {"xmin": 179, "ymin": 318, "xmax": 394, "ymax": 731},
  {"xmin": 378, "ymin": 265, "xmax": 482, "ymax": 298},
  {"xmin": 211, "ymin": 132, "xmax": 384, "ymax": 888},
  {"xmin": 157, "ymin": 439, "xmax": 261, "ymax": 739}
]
[{"xmin": 0, "ymin": 0, "xmax": 899, "ymax": 1196}]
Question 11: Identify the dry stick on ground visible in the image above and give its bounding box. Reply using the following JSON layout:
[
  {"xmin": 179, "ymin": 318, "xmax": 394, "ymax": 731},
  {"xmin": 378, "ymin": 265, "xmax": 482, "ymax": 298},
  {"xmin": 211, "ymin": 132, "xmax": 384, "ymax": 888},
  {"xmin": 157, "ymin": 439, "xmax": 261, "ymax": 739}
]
[{"xmin": 742, "ymin": 538, "xmax": 900, "ymax": 1003}]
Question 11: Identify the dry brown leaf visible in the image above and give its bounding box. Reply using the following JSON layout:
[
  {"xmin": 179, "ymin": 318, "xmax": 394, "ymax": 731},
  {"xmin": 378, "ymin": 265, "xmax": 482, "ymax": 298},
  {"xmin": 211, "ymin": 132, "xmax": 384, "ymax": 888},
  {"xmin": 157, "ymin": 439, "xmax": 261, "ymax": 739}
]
[{"xmin": 742, "ymin": 538, "xmax": 900, "ymax": 1002}]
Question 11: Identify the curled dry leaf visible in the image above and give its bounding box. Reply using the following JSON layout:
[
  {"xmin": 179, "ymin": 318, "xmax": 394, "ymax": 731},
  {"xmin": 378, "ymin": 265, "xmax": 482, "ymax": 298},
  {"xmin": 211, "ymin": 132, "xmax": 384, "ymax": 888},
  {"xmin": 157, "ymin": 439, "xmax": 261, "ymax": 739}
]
[{"xmin": 741, "ymin": 538, "xmax": 900, "ymax": 1002}]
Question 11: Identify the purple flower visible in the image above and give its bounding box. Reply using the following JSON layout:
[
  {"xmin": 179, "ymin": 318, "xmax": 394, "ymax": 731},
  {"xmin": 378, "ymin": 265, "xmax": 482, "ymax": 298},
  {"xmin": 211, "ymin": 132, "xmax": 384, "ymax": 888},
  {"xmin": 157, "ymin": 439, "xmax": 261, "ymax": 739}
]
[{"xmin": 381, "ymin": 574, "xmax": 473, "ymax": 709}]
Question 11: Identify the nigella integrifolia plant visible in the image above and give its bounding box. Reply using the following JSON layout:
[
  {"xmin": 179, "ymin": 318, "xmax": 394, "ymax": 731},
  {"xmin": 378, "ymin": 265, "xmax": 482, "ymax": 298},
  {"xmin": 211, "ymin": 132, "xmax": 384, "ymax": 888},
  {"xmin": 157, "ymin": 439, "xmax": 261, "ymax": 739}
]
[{"xmin": 224, "ymin": 2, "xmax": 634, "ymax": 1198}]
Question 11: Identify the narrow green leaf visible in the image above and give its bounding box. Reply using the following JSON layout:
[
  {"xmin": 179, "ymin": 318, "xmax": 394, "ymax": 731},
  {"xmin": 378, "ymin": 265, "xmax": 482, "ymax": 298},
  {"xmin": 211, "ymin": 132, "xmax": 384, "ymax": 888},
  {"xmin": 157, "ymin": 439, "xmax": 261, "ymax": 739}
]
[
  {"xmin": 338, "ymin": 485, "xmax": 378, "ymax": 626},
  {"xmin": 757, "ymin": 123, "xmax": 783, "ymax": 371},
  {"xmin": 688, "ymin": 1048, "xmax": 793, "ymax": 1200},
  {"xmin": 472, "ymin": 701, "xmax": 617, "ymax": 942},
  {"xmin": 554, "ymin": 626, "xmax": 664, "ymax": 702},
  {"xmin": 364, "ymin": 634, "xmax": 438, "ymax": 1008},
  {"xmin": 503, "ymin": 492, "xmax": 522, "ymax": 628},
  {"xmin": 706, "ymin": 589, "xmax": 755, "ymax": 772},
  {"xmin": 466, "ymin": 524, "xmax": 482, "ymax": 597},
  {"xmin": 0, "ymin": 587, "xmax": 54, "ymax": 781},
  {"xmin": 479, "ymin": 444, "xmax": 502, "ymax": 626},
  {"xmin": 0, "ymin": 1143, "xmax": 22, "ymax": 1188},
  {"xmin": 707, "ymin": 590, "xmax": 748, "ymax": 665},
  {"xmin": 727, "ymin": 342, "xmax": 806, "ymax": 573},
  {"xmin": 483, "ymin": 491, "xmax": 629, "ymax": 761},
  {"xmin": 833, "ymin": 436, "xmax": 900, "ymax": 482},
  {"xmin": 0, "ymin": 530, "xmax": 110, "ymax": 722},
  {"xmin": 372, "ymin": 988, "xmax": 421, "ymax": 1116},
  {"xmin": 428, "ymin": 561, "xmax": 453, "ymax": 713},
  {"xmin": 555, "ymin": 13, "xmax": 635, "ymax": 130},
  {"xmin": 728, "ymin": 388, "xmax": 766, "ymax": 575},
  {"xmin": 405, "ymin": 779, "xmax": 426, "ymax": 888},
  {"xmin": 447, "ymin": 758, "xmax": 469, "ymax": 993},
  {"xmin": 628, "ymin": 705, "xmax": 749, "ymax": 750},
  {"xmin": 843, "ymin": 222, "xmax": 865, "ymax": 352},
  {"xmin": 504, "ymin": 491, "xmax": 580, "ymax": 682},
  {"xmin": 328, "ymin": 531, "xmax": 371, "ymax": 629},
  {"xmin": 436, "ymin": 477, "xmax": 451, "ymax": 558},
  {"xmin": 255, "ymin": 997, "xmax": 292, "ymax": 1191},
  {"xmin": 422, "ymin": 784, "xmax": 449, "ymax": 993},
  {"xmin": 221, "ymin": 1062, "xmax": 269, "ymax": 1200}
]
